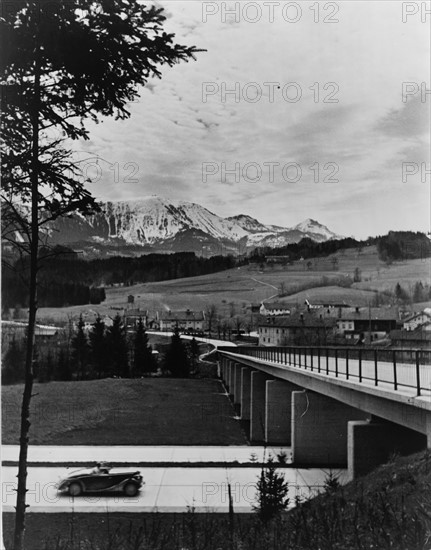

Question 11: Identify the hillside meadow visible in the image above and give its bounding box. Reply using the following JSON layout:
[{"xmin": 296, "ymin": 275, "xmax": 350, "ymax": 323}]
[{"xmin": 35, "ymin": 246, "xmax": 430, "ymax": 325}]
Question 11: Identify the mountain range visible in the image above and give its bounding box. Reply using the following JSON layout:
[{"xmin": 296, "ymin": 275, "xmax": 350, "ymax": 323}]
[{"xmin": 48, "ymin": 195, "xmax": 342, "ymax": 257}]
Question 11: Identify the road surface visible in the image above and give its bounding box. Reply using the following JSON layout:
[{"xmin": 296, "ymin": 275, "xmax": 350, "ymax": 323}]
[{"xmin": 2, "ymin": 465, "xmax": 348, "ymax": 513}]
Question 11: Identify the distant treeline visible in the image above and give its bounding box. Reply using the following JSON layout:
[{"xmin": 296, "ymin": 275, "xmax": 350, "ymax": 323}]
[
  {"xmin": 249, "ymin": 231, "xmax": 430, "ymax": 263},
  {"xmin": 2, "ymin": 249, "xmax": 235, "ymax": 310}
]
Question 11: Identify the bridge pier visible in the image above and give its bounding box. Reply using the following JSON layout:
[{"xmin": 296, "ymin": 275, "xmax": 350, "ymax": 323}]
[
  {"xmin": 233, "ymin": 363, "xmax": 242, "ymax": 415},
  {"xmin": 348, "ymin": 418, "xmax": 427, "ymax": 478},
  {"xmin": 250, "ymin": 371, "xmax": 270, "ymax": 443},
  {"xmin": 228, "ymin": 360, "xmax": 236, "ymax": 397},
  {"xmin": 265, "ymin": 380, "xmax": 298, "ymax": 445},
  {"xmin": 292, "ymin": 390, "xmax": 367, "ymax": 467},
  {"xmin": 240, "ymin": 367, "xmax": 252, "ymax": 420}
]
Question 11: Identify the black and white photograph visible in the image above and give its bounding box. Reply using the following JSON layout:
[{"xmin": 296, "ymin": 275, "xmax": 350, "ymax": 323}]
[{"xmin": 1, "ymin": 1, "xmax": 430, "ymax": 548}]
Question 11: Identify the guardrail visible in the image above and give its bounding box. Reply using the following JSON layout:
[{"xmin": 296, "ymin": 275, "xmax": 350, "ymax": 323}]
[{"xmin": 218, "ymin": 346, "xmax": 431, "ymax": 397}]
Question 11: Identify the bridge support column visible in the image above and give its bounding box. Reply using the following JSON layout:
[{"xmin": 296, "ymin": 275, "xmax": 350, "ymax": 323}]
[
  {"xmin": 240, "ymin": 367, "xmax": 252, "ymax": 420},
  {"xmin": 348, "ymin": 419, "xmax": 427, "ymax": 479},
  {"xmin": 250, "ymin": 371, "xmax": 269, "ymax": 443},
  {"xmin": 228, "ymin": 361, "xmax": 236, "ymax": 397},
  {"xmin": 223, "ymin": 360, "xmax": 229, "ymax": 385},
  {"xmin": 292, "ymin": 390, "xmax": 367, "ymax": 467},
  {"xmin": 265, "ymin": 380, "xmax": 298, "ymax": 445},
  {"xmin": 233, "ymin": 363, "xmax": 242, "ymax": 415}
]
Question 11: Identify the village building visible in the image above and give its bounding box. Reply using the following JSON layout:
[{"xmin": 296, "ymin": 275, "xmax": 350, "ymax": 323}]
[
  {"xmin": 402, "ymin": 310, "xmax": 431, "ymax": 331},
  {"xmin": 389, "ymin": 329, "xmax": 431, "ymax": 352},
  {"xmin": 305, "ymin": 298, "xmax": 351, "ymax": 310},
  {"xmin": 1, "ymin": 320, "xmax": 61, "ymax": 347},
  {"xmin": 123, "ymin": 308, "xmax": 149, "ymax": 330},
  {"xmin": 335, "ymin": 307, "xmax": 400, "ymax": 342},
  {"xmin": 259, "ymin": 302, "xmax": 291, "ymax": 316},
  {"xmin": 258, "ymin": 314, "xmax": 337, "ymax": 346},
  {"xmin": 159, "ymin": 309, "xmax": 205, "ymax": 332}
]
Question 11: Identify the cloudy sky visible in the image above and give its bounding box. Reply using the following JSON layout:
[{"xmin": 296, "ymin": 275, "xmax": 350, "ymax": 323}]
[{"xmin": 78, "ymin": 0, "xmax": 430, "ymax": 239}]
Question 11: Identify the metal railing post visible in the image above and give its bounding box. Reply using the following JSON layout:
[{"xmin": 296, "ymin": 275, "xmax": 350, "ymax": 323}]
[
  {"xmin": 374, "ymin": 349, "xmax": 378, "ymax": 386},
  {"xmin": 299, "ymin": 348, "xmax": 302, "ymax": 368},
  {"xmin": 310, "ymin": 348, "xmax": 313, "ymax": 371},
  {"xmin": 416, "ymin": 350, "xmax": 421, "ymax": 396},
  {"xmin": 326, "ymin": 348, "xmax": 329, "ymax": 375},
  {"xmin": 317, "ymin": 348, "xmax": 321, "ymax": 373},
  {"xmin": 393, "ymin": 350, "xmax": 397, "ymax": 391},
  {"xmin": 359, "ymin": 348, "xmax": 362, "ymax": 383},
  {"xmin": 335, "ymin": 348, "xmax": 338, "ymax": 377},
  {"xmin": 345, "ymin": 348, "xmax": 349, "ymax": 380}
]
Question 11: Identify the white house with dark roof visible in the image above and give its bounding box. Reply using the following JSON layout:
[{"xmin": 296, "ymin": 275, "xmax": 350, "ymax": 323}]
[
  {"xmin": 403, "ymin": 310, "xmax": 431, "ymax": 331},
  {"xmin": 259, "ymin": 302, "xmax": 291, "ymax": 316},
  {"xmin": 159, "ymin": 309, "xmax": 205, "ymax": 332}
]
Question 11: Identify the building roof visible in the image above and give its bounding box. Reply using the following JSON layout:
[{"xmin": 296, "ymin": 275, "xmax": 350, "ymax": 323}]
[
  {"xmin": 160, "ymin": 310, "xmax": 205, "ymax": 322},
  {"xmin": 261, "ymin": 302, "xmax": 291, "ymax": 311},
  {"xmin": 336, "ymin": 307, "xmax": 400, "ymax": 322},
  {"xmin": 305, "ymin": 298, "xmax": 351, "ymax": 308},
  {"xmin": 390, "ymin": 330, "xmax": 431, "ymax": 342},
  {"xmin": 259, "ymin": 314, "xmax": 337, "ymax": 329},
  {"xmin": 1, "ymin": 320, "xmax": 61, "ymax": 335}
]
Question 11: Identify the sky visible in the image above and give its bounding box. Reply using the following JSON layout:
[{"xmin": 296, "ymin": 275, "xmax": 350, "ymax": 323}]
[{"xmin": 76, "ymin": 0, "xmax": 430, "ymax": 239}]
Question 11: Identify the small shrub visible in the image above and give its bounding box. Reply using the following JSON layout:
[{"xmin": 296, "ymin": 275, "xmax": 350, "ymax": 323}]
[{"xmin": 253, "ymin": 457, "xmax": 289, "ymax": 524}]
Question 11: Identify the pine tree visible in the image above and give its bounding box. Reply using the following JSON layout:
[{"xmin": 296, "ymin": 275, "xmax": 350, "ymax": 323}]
[
  {"xmin": 71, "ymin": 315, "xmax": 89, "ymax": 380},
  {"xmin": 413, "ymin": 281, "xmax": 425, "ymax": 303},
  {"xmin": 89, "ymin": 316, "xmax": 107, "ymax": 378},
  {"xmin": 56, "ymin": 349, "xmax": 72, "ymax": 381},
  {"xmin": 165, "ymin": 326, "xmax": 190, "ymax": 378},
  {"xmin": 2, "ymin": 338, "xmax": 25, "ymax": 384},
  {"xmin": 106, "ymin": 314, "xmax": 129, "ymax": 377},
  {"xmin": 133, "ymin": 318, "xmax": 154, "ymax": 377},
  {"xmin": 253, "ymin": 457, "xmax": 289, "ymax": 524},
  {"xmin": 188, "ymin": 338, "xmax": 200, "ymax": 374}
]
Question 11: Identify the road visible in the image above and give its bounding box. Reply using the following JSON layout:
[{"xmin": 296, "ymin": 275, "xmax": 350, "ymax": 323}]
[{"xmin": 1, "ymin": 465, "xmax": 348, "ymax": 513}]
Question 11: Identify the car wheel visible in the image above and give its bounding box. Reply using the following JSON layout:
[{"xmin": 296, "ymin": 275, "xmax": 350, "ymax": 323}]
[
  {"xmin": 124, "ymin": 482, "xmax": 138, "ymax": 497},
  {"xmin": 69, "ymin": 482, "xmax": 82, "ymax": 497}
]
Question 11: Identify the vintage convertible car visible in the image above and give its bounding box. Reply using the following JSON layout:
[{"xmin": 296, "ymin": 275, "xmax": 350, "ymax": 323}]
[{"xmin": 57, "ymin": 464, "xmax": 144, "ymax": 497}]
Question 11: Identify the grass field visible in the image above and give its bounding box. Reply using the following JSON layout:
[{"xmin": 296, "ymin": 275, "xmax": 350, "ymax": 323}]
[
  {"xmin": 2, "ymin": 378, "xmax": 247, "ymax": 446},
  {"xmin": 35, "ymin": 246, "xmax": 430, "ymax": 325}
]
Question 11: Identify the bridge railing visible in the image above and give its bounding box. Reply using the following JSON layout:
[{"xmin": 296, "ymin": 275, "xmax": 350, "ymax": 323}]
[{"xmin": 218, "ymin": 346, "xmax": 431, "ymax": 396}]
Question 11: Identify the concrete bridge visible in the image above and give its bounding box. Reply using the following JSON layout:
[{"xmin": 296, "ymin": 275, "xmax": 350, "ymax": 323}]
[{"xmin": 218, "ymin": 346, "xmax": 431, "ymax": 478}]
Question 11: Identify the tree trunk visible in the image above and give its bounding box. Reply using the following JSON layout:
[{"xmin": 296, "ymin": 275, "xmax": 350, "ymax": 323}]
[{"xmin": 13, "ymin": 45, "xmax": 40, "ymax": 550}]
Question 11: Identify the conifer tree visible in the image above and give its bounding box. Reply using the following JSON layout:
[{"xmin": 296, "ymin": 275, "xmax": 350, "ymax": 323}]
[
  {"xmin": 71, "ymin": 315, "xmax": 89, "ymax": 380},
  {"xmin": 133, "ymin": 318, "xmax": 154, "ymax": 376},
  {"xmin": 89, "ymin": 316, "xmax": 107, "ymax": 378},
  {"xmin": 165, "ymin": 326, "xmax": 190, "ymax": 378},
  {"xmin": 106, "ymin": 314, "xmax": 129, "ymax": 377}
]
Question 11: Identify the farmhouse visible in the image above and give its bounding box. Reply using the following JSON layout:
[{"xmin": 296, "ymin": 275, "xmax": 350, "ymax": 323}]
[
  {"xmin": 305, "ymin": 298, "xmax": 351, "ymax": 310},
  {"xmin": 336, "ymin": 307, "xmax": 400, "ymax": 341},
  {"xmin": 124, "ymin": 308, "xmax": 149, "ymax": 330},
  {"xmin": 258, "ymin": 314, "xmax": 337, "ymax": 346},
  {"xmin": 389, "ymin": 329, "xmax": 431, "ymax": 350},
  {"xmin": 1, "ymin": 320, "xmax": 61, "ymax": 346},
  {"xmin": 403, "ymin": 310, "xmax": 431, "ymax": 331},
  {"xmin": 159, "ymin": 309, "xmax": 205, "ymax": 332},
  {"xmin": 259, "ymin": 302, "xmax": 291, "ymax": 316}
]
